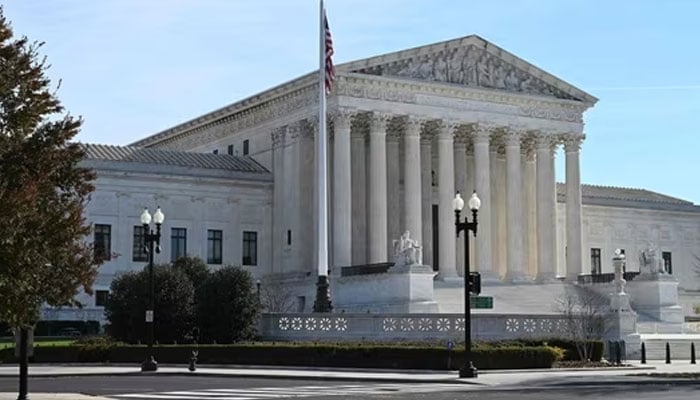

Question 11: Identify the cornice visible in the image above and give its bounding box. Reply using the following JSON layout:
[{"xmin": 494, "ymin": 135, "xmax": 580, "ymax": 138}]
[{"xmin": 336, "ymin": 73, "xmax": 587, "ymax": 123}]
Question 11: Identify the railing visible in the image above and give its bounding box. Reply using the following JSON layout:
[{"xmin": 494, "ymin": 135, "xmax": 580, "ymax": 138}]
[
  {"xmin": 340, "ymin": 262, "xmax": 394, "ymax": 277},
  {"xmin": 260, "ymin": 313, "xmax": 575, "ymax": 342},
  {"xmin": 578, "ymin": 271, "xmax": 640, "ymax": 284}
]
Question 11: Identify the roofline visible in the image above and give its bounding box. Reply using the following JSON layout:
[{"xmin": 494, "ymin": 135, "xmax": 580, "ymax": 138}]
[
  {"xmin": 132, "ymin": 34, "xmax": 598, "ymax": 148},
  {"xmin": 130, "ymin": 72, "xmax": 317, "ymax": 147}
]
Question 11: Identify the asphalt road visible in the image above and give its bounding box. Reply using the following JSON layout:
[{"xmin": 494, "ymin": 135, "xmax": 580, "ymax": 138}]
[{"xmin": 0, "ymin": 375, "xmax": 698, "ymax": 399}]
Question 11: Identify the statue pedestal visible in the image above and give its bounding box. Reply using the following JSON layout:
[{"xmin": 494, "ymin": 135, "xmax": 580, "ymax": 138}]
[
  {"xmin": 626, "ymin": 274, "xmax": 683, "ymax": 325},
  {"xmin": 334, "ymin": 264, "xmax": 438, "ymax": 313}
]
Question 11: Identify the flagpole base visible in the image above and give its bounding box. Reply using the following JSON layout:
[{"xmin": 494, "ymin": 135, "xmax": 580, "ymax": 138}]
[{"xmin": 313, "ymin": 275, "xmax": 333, "ymax": 313}]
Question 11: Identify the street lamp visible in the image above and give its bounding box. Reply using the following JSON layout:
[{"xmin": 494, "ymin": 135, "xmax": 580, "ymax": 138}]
[
  {"xmin": 140, "ymin": 206, "xmax": 164, "ymax": 372},
  {"xmin": 453, "ymin": 191, "xmax": 480, "ymax": 378}
]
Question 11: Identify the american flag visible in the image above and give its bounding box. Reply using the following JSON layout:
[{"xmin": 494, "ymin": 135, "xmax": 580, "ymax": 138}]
[{"xmin": 324, "ymin": 9, "xmax": 335, "ymax": 95}]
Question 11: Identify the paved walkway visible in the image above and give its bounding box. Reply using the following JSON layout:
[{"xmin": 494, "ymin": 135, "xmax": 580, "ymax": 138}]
[{"xmin": 0, "ymin": 360, "xmax": 698, "ymax": 399}]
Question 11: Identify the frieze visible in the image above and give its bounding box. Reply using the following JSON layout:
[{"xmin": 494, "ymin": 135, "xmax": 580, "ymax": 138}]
[
  {"xmin": 340, "ymin": 75, "xmax": 584, "ymax": 124},
  {"xmin": 151, "ymin": 83, "xmax": 319, "ymax": 150},
  {"xmin": 354, "ymin": 44, "xmax": 579, "ymax": 101}
]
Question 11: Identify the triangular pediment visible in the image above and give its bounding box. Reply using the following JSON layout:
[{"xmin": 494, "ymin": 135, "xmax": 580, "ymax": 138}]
[{"xmin": 337, "ymin": 35, "xmax": 597, "ymax": 104}]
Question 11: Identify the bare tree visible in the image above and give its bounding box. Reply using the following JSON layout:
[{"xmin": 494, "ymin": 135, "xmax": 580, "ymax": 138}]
[
  {"xmin": 555, "ymin": 286, "xmax": 609, "ymax": 361},
  {"xmin": 259, "ymin": 278, "xmax": 296, "ymax": 313}
]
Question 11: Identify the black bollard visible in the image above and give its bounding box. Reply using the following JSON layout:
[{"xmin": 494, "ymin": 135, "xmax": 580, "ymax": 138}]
[
  {"xmin": 188, "ymin": 350, "xmax": 198, "ymax": 371},
  {"xmin": 665, "ymin": 342, "xmax": 671, "ymax": 364},
  {"xmin": 641, "ymin": 342, "xmax": 646, "ymax": 364},
  {"xmin": 691, "ymin": 343, "xmax": 696, "ymax": 365}
]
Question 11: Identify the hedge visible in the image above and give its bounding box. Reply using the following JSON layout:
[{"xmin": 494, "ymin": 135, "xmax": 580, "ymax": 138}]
[
  {"xmin": 0, "ymin": 342, "xmax": 562, "ymax": 370},
  {"xmin": 482, "ymin": 338, "xmax": 604, "ymax": 362}
]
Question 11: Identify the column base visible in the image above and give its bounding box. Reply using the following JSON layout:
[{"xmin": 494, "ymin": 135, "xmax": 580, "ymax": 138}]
[
  {"xmin": 435, "ymin": 272, "xmax": 460, "ymax": 282},
  {"xmin": 312, "ymin": 275, "xmax": 333, "ymax": 313},
  {"xmin": 503, "ymin": 271, "xmax": 532, "ymax": 284},
  {"xmin": 535, "ymin": 271, "xmax": 560, "ymax": 283},
  {"xmin": 476, "ymin": 270, "xmax": 502, "ymax": 284}
]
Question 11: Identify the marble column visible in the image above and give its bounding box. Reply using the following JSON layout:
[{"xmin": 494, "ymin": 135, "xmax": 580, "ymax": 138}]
[
  {"xmin": 404, "ymin": 117, "xmax": 423, "ymax": 252},
  {"xmin": 523, "ymin": 142, "xmax": 538, "ymax": 279},
  {"xmin": 492, "ymin": 149, "xmax": 506, "ymax": 277},
  {"xmin": 387, "ymin": 131, "xmax": 401, "ymax": 257},
  {"xmin": 437, "ymin": 121, "xmax": 457, "ymax": 279},
  {"xmin": 332, "ymin": 111, "xmax": 352, "ymax": 268},
  {"xmin": 420, "ymin": 133, "xmax": 434, "ymax": 269},
  {"xmin": 271, "ymin": 126, "xmax": 286, "ymax": 273},
  {"xmin": 368, "ymin": 112, "xmax": 389, "ymax": 263},
  {"xmin": 535, "ymin": 133, "xmax": 557, "ymax": 281},
  {"xmin": 505, "ymin": 132, "xmax": 526, "ymax": 281},
  {"xmin": 350, "ymin": 124, "xmax": 367, "ymax": 265},
  {"xmin": 465, "ymin": 149, "xmax": 476, "ymax": 271},
  {"xmin": 271, "ymin": 127, "xmax": 287, "ymax": 272},
  {"xmin": 454, "ymin": 137, "xmax": 467, "ymax": 276},
  {"xmin": 473, "ymin": 128, "xmax": 494, "ymax": 280},
  {"xmin": 565, "ymin": 134, "xmax": 584, "ymax": 281},
  {"xmin": 297, "ymin": 121, "xmax": 315, "ymax": 272}
]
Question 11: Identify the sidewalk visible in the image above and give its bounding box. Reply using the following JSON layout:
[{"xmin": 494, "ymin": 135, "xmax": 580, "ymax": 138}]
[{"xmin": 0, "ymin": 360, "xmax": 698, "ymax": 399}]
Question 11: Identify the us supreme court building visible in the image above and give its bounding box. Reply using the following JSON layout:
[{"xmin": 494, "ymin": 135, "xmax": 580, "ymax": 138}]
[{"xmin": 52, "ymin": 35, "xmax": 700, "ymax": 325}]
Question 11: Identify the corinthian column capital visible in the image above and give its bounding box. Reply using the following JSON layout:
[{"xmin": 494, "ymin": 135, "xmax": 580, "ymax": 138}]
[
  {"xmin": 369, "ymin": 112, "xmax": 392, "ymax": 133},
  {"xmin": 563, "ymin": 133, "xmax": 585, "ymax": 152},
  {"xmin": 330, "ymin": 108, "xmax": 355, "ymax": 131}
]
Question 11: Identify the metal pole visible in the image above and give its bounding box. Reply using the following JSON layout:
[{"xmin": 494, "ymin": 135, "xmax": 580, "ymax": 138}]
[
  {"xmin": 148, "ymin": 234, "xmax": 154, "ymax": 354},
  {"xmin": 17, "ymin": 328, "xmax": 28, "ymax": 400},
  {"xmin": 464, "ymin": 228, "xmax": 471, "ymax": 365},
  {"xmin": 142, "ymin": 228, "xmax": 158, "ymax": 371},
  {"xmin": 456, "ymin": 209, "xmax": 477, "ymax": 378},
  {"xmin": 313, "ymin": 0, "xmax": 332, "ymax": 313}
]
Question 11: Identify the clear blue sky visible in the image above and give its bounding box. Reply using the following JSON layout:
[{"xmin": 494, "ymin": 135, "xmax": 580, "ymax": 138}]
[{"xmin": 3, "ymin": 0, "xmax": 699, "ymax": 202}]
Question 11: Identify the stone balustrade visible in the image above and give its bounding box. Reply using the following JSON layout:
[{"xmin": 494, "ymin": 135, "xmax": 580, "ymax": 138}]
[{"xmin": 260, "ymin": 313, "xmax": 576, "ymax": 342}]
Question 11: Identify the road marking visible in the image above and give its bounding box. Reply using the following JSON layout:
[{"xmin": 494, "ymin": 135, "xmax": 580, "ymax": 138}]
[{"xmin": 112, "ymin": 383, "xmax": 465, "ymax": 399}]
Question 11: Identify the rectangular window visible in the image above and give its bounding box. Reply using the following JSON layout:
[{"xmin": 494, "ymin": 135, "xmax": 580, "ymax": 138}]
[
  {"xmin": 287, "ymin": 230, "xmax": 292, "ymax": 246},
  {"xmin": 242, "ymin": 231, "xmax": 257, "ymax": 266},
  {"xmin": 94, "ymin": 224, "xmax": 111, "ymax": 261},
  {"xmin": 207, "ymin": 229, "xmax": 223, "ymax": 264},
  {"xmin": 212, "ymin": 149, "xmax": 219, "ymax": 155},
  {"xmin": 171, "ymin": 228, "xmax": 187, "ymax": 262},
  {"xmin": 590, "ymin": 248, "xmax": 601, "ymax": 275},
  {"xmin": 228, "ymin": 145, "xmax": 234, "ymax": 155},
  {"xmin": 132, "ymin": 226, "xmax": 148, "ymax": 262},
  {"xmin": 662, "ymin": 251, "xmax": 672, "ymax": 274},
  {"xmin": 95, "ymin": 290, "xmax": 109, "ymax": 307},
  {"xmin": 243, "ymin": 139, "xmax": 249, "ymax": 155}
]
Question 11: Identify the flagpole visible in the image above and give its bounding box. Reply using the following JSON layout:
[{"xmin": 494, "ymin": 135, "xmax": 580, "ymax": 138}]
[{"xmin": 313, "ymin": 0, "xmax": 332, "ymax": 312}]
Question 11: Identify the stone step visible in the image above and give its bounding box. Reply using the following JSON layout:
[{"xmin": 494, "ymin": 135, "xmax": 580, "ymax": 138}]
[{"xmin": 638, "ymin": 335, "xmax": 700, "ymax": 360}]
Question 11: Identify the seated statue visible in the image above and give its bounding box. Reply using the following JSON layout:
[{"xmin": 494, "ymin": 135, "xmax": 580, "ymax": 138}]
[
  {"xmin": 393, "ymin": 230, "xmax": 422, "ymax": 267},
  {"xmin": 639, "ymin": 245, "xmax": 665, "ymax": 275}
]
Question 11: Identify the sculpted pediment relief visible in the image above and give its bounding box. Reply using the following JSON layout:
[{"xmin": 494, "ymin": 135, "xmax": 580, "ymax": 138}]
[{"xmin": 349, "ymin": 44, "xmax": 579, "ymax": 101}]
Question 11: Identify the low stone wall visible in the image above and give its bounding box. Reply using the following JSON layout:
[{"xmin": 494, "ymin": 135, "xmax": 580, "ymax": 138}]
[{"xmin": 260, "ymin": 313, "xmax": 575, "ymax": 342}]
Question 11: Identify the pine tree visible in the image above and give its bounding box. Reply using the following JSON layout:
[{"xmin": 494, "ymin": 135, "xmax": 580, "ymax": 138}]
[{"xmin": 0, "ymin": 6, "xmax": 100, "ymax": 329}]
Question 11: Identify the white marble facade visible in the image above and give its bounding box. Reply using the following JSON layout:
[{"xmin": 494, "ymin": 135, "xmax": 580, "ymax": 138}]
[{"xmin": 45, "ymin": 35, "xmax": 700, "ymax": 323}]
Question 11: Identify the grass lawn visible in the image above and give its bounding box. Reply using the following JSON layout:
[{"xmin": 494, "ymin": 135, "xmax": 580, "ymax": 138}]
[{"xmin": 0, "ymin": 337, "xmax": 75, "ymax": 349}]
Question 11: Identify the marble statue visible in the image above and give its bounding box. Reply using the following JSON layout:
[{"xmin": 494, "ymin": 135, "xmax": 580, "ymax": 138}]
[
  {"xmin": 639, "ymin": 245, "xmax": 665, "ymax": 275},
  {"xmin": 393, "ymin": 230, "xmax": 422, "ymax": 267}
]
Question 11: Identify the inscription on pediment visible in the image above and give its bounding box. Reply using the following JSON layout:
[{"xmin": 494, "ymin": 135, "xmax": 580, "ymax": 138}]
[{"xmin": 353, "ymin": 45, "xmax": 578, "ymax": 101}]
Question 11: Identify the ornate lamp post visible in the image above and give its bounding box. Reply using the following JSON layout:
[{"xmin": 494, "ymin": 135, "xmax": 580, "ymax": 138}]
[
  {"xmin": 453, "ymin": 191, "xmax": 480, "ymax": 378},
  {"xmin": 140, "ymin": 206, "xmax": 164, "ymax": 372}
]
